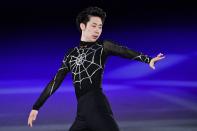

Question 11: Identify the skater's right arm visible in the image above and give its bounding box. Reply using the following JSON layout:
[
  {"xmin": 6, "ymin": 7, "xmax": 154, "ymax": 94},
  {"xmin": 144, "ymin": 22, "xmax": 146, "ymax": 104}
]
[{"xmin": 28, "ymin": 50, "xmax": 72, "ymax": 127}]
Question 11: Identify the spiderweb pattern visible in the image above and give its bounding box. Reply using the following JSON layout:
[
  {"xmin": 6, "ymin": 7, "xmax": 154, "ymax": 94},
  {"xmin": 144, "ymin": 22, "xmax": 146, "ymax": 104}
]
[{"xmin": 68, "ymin": 44, "xmax": 103, "ymax": 89}]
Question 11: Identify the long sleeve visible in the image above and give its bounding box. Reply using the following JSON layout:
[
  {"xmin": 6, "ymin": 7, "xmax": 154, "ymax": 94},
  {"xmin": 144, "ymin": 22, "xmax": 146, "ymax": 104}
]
[
  {"xmin": 103, "ymin": 40, "xmax": 152, "ymax": 63},
  {"xmin": 32, "ymin": 53, "xmax": 71, "ymax": 111}
]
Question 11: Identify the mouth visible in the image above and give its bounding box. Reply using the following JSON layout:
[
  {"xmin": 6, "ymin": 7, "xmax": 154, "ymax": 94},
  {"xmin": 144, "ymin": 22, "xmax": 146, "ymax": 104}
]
[{"xmin": 92, "ymin": 35, "xmax": 98, "ymax": 39}]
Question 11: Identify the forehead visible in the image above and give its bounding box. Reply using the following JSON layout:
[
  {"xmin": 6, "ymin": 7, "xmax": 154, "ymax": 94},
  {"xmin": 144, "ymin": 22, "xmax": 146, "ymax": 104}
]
[{"xmin": 88, "ymin": 16, "xmax": 102, "ymax": 25}]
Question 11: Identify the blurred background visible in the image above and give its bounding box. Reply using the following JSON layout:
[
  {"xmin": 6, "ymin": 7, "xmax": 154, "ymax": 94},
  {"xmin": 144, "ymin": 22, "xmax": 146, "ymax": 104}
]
[{"xmin": 0, "ymin": 0, "xmax": 197, "ymax": 131}]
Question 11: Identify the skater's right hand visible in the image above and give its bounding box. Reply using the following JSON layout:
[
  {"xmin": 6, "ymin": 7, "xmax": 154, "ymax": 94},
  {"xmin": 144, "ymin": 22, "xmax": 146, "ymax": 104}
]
[{"xmin": 28, "ymin": 110, "xmax": 38, "ymax": 127}]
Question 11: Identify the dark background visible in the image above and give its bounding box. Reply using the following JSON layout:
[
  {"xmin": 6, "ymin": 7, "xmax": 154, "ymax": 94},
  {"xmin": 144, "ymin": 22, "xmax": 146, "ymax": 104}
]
[{"xmin": 0, "ymin": 0, "xmax": 197, "ymax": 131}]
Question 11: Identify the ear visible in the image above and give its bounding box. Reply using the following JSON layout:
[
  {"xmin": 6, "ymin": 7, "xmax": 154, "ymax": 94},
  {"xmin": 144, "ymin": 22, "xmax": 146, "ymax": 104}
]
[{"xmin": 80, "ymin": 23, "xmax": 86, "ymax": 31}]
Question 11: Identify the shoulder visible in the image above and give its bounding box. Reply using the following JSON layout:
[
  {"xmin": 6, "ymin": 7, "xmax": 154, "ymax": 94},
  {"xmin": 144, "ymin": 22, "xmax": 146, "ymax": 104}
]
[
  {"xmin": 96, "ymin": 39, "xmax": 115, "ymax": 46},
  {"xmin": 100, "ymin": 39, "xmax": 112, "ymax": 44},
  {"xmin": 103, "ymin": 39, "xmax": 121, "ymax": 46},
  {"xmin": 64, "ymin": 47, "xmax": 76, "ymax": 58}
]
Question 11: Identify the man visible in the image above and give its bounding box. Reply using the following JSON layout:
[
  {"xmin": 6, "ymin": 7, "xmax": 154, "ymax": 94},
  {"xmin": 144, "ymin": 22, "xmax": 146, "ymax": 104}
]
[{"xmin": 28, "ymin": 6, "xmax": 165, "ymax": 131}]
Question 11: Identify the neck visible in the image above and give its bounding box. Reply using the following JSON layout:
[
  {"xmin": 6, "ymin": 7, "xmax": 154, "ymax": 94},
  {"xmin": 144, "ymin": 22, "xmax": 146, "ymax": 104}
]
[
  {"xmin": 80, "ymin": 37, "xmax": 86, "ymax": 41},
  {"xmin": 81, "ymin": 34, "xmax": 96, "ymax": 42},
  {"xmin": 80, "ymin": 39, "xmax": 97, "ymax": 47},
  {"xmin": 80, "ymin": 34, "xmax": 87, "ymax": 41},
  {"xmin": 80, "ymin": 37, "xmax": 93, "ymax": 42}
]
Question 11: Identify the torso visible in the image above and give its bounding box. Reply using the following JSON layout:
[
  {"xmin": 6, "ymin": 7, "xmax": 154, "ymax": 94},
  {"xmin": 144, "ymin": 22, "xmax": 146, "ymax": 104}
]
[{"xmin": 66, "ymin": 41, "xmax": 107, "ymax": 99}]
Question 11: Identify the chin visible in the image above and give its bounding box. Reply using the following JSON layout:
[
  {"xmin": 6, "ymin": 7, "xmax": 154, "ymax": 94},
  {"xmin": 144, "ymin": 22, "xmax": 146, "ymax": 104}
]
[{"xmin": 90, "ymin": 39, "xmax": 97, "ymax": 42}]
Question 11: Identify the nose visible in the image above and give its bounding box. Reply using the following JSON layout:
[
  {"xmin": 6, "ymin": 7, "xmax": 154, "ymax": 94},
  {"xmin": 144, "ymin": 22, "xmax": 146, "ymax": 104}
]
[
  {"xmin": 95, "ymin": 31, "xmax": 99, "ymax": 35},
  {"xmin": 95, "ymin": 29, "xmax": 100, "ymax": 35}
]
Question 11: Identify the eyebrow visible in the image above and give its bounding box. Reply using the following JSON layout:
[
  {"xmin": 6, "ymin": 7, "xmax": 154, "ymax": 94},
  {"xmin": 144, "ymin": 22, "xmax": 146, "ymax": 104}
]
[{"xmin": 92, "ymin": 23, "xmax": 102, "ymax": 26}]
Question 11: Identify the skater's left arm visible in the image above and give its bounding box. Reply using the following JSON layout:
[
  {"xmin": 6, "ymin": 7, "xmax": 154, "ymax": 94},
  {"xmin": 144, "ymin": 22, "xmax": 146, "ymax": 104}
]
[
  {"xmin": 103, "ymin": 40, "xmax": 165, "ymax": 69},
  {"xmin": 103, "ymin": 40, "xmax": 152, "ymax": 63}
]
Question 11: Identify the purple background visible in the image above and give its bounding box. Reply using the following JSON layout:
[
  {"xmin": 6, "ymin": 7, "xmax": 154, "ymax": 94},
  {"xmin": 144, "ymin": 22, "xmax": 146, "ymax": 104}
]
[{"xmin": 0, "ymin": 0, "xmax": 197, "ymax": 131}]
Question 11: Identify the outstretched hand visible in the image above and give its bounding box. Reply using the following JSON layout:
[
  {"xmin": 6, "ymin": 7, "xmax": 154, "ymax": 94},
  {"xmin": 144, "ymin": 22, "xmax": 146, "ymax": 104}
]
[
  {"xmin": 28, "ymin": 110, "xmax": 38, "ymax": 127},
  {"xmin": 149, "ymin": 53, "xmax": 165, "ymax": 70}
]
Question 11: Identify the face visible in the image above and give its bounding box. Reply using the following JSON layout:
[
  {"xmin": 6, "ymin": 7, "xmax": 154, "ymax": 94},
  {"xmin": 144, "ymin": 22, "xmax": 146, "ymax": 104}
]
[{"xmin": 80, "ymin": 16, "xmax": 103, "ymax": 42}]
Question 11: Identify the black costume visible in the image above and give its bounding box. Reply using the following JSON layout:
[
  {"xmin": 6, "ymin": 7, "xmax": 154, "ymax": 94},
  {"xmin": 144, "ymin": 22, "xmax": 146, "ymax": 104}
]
[{"xmin": 33, "ymin": 40, "xmax": 152, "ymax": 131}]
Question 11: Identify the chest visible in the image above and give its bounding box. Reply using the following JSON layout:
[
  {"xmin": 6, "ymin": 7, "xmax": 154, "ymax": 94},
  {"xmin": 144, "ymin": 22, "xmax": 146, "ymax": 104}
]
[{"xmin": 68, "ymin": 45, "xmax": 104, "ymax": 73}]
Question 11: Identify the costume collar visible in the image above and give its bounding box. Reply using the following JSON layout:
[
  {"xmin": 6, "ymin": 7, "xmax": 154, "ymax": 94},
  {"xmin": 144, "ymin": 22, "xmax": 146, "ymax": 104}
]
[{"xmin": 80, "ymin": 40, "xmax": 97, "ymax": 47}]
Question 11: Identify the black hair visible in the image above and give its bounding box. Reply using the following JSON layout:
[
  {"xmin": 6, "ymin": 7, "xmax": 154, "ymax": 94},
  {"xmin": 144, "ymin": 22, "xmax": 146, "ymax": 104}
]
[{"xmin": 76, "ymin": 6, "xmax": 106, "ymax": 33}]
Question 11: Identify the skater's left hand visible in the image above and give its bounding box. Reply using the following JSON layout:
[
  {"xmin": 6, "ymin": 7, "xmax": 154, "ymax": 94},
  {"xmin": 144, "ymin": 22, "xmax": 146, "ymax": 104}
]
[{"xmin": 149, "ymin": 53, "xmax": 165, "ymax": 70}]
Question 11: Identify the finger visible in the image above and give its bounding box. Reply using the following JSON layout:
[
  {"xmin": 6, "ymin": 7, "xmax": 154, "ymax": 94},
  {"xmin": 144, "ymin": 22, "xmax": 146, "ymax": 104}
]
[
  {"xmin": 150, "ymin": 63, "xmax": 155, "ymax": 70},
  {"xmin": 157, "ymin": 56, "xmax": 165, "ymax": 60},
  {"xmin": 155, "ymin": 56, "xmax": 165, "ymax": 61},
  {"xmin": 159, "ymin": 56, "xmax": 165, "ymax": 59},
  {"xmin": 28, "ymin": 117, "xmax": 30, "ymax": 125},
  {"xmin": 28, "ymin": 120, "xmax": 32, "ymax": 127},
  {"xmin": 157, "ymin": 53, "xmax": 164, "ymax": 57},
  {"xmin": 28, "ymin": 115, "xmax": 34, "ymax": 127},
  {"xmin": 33, "ymin": 115, "xmax": 36, "ymax": 121},
  {"xmin": 29, "ymin": 122, "xmax": 33, "ymax": 127},
  {"xmin": 151, "ymin": 65, "xmax": 155, "ymax": 70}
]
